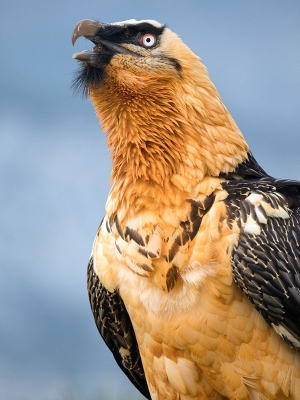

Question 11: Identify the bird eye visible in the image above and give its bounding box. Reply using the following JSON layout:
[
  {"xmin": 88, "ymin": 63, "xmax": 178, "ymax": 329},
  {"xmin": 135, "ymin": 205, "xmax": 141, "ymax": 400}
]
[{"xmin": 140, "ymin": 33, "xmax": 157, "ymax": 48}]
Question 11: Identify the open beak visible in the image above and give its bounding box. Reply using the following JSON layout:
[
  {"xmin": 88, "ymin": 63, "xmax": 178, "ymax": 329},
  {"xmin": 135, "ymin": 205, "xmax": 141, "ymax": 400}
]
[{"xmin": 72, "ymin": 19, "xmax": 141, "ymax": 61}]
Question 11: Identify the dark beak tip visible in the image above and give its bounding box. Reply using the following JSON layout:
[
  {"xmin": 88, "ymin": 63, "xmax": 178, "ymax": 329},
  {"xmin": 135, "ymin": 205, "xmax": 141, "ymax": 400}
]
[{"xmin": 72, "ymin": 19, "xmax": 101, "ymax": 46}]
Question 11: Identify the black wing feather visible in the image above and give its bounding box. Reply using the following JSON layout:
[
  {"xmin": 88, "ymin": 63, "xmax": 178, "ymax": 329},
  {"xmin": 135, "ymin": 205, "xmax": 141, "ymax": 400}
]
[
  {"xmin": 87, "ymin": 257, "xmax": 151, "ymax": 399},
  {"xmin": 223, "ymin": 177, "xmax": 300, "ymax": 350}
]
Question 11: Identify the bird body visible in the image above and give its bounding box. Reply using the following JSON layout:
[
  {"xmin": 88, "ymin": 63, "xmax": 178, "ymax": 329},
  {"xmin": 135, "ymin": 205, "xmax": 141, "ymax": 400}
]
[{"xmin": 72, "ymin": 19, "xmax": 300, "ymax": 399}]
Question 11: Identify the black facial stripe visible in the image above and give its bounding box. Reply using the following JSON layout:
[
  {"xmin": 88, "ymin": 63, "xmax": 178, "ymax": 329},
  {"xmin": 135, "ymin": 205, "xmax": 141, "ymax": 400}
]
[
  {"xmin": 93, "ymin": 22, "xmax": 165, "ymax": 46},
  {"xmin": 168, "ymin": 57, "xmax": 182, "ymax": 72}
]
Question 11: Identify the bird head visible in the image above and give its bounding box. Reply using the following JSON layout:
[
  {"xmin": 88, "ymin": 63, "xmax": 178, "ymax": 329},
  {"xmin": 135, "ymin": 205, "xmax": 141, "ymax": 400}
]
[{"xmin": 71, "ymin": 19, "xmax": 200, "ymax": 95}]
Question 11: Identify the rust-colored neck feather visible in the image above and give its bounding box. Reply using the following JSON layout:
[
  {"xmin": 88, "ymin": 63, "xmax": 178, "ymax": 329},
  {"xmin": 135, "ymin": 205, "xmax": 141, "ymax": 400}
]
[{"xmin": 89, "ymin": 56, "xmax": 249, "ymax": 215}]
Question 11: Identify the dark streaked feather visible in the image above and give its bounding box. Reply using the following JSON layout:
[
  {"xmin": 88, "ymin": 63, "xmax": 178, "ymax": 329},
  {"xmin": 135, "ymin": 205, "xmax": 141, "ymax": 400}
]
[
  {"xmin": 223, "ymin": 178, "xmax": 300, "ymax": 350},
  {"xmin": 87, "ymin": 258, "xmax": 151, "ymax": 399}
]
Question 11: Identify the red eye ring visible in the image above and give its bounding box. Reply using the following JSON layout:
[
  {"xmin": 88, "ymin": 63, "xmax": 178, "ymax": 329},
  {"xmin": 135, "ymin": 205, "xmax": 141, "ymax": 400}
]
[{"xmin": 140, "ymin": 33, "xmax": 157, "ymax": 48}]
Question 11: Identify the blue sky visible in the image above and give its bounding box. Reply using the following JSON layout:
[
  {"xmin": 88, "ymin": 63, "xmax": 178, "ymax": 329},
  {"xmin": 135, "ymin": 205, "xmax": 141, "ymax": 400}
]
[{"xmin": 1, "ymin": 1, "xmax": 300, "ymax": 399}]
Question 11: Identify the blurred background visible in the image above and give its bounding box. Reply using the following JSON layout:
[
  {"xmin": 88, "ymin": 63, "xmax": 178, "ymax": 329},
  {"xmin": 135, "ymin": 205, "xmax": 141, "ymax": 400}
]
[{"xmin": 1, "ymin": 1, "xmax": 299, "ymax": 399}]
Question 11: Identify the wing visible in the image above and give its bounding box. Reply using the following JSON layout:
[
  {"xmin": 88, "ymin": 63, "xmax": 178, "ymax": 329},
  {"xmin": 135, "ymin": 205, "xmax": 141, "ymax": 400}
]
[
  {"xmin": 223, "ymin": 177, "xmax": 300, "ymax": 350},
  {"xmin": 222, "ymin": 151, "xmax": 269, "ymax": 179},
  {"xmin": 87, "ymin": 257, "xmax": 151, "ymax": 399}
]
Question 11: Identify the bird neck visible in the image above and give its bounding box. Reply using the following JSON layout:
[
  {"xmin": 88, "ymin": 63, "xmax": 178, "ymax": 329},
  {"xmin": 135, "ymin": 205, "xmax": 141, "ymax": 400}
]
[{"xmin": 89, "ymin": 62, "xmax": 249, "ymax": 216}]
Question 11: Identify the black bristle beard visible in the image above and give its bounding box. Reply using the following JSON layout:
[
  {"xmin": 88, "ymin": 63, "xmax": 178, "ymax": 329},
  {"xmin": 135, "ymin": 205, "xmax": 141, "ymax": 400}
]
[{"xmin": 72, "ymin": 53, "xmax": 113, "ymax": 97}]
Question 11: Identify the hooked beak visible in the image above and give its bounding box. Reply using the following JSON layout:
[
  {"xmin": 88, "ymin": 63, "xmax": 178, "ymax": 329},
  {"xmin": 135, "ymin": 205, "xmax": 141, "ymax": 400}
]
[{"xmin": 72, "ymin": 19, "xmax": 101, "ymax": 46}]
